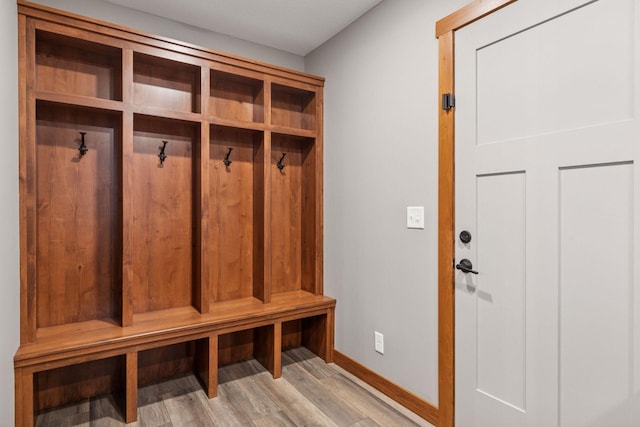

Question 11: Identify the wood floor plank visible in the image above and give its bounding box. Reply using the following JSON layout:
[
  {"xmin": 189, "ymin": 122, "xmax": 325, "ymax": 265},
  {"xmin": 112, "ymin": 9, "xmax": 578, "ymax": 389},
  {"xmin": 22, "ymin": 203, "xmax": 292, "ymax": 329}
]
[
  {"xmin": 250, "ymin": 368, "xmax": 339, "ymax": 426},
  {"xmin": 322, "ymin": 374, "xmax": 421, "ymax": 427},
  {"xmin": 36, "ymin": 399, "xmax": 90, "ymax": 427},
  {"xmin": 34, "ymin": 349, "xmax": 432, "ymax": 427},
  {"xmin": 137, "ymin": 381, "xmax": 176, "ymax": 426},
  {"xmin": 218, "ymin": 361, "xmax": 283, "ymax": 421},
  {"xmin": 349, "ymin": 419, "xmax": 381, "ymax": 427},
  {"xmin": 281, "ymin": 355, "xmax": 366, "ymax": 425},
  {"xmin": 252, "ymin": 411, "xmax": 297, "ymax": 427},
  {"xmin": 283, "ymin": 347, "xmax": 335, "ymax": 380},
  {"xmin": 206, "ymin": 387, "xmax": 256, "ymax": 427}
]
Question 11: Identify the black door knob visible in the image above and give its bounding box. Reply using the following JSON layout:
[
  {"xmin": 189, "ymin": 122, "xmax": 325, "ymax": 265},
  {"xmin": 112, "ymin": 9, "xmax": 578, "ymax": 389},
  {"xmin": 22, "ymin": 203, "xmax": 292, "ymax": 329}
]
[
  {"xmin": 459, "ymin": 230, "xmax": 472, "ymax": 244},
  {"xmin": 456, "ymin": 259, "xmax": 478, "ymax": 274}
]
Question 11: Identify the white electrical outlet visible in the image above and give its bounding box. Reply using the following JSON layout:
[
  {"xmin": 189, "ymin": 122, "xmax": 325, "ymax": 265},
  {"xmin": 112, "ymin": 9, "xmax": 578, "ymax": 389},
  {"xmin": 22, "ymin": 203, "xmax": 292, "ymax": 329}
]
[
  {"xmin": 374, "ymin": 331, "xmax": 384, "ymax": 354},
  {"xmin": 407, "ymin": 206, "xmax": 425, "ymax": 229}
]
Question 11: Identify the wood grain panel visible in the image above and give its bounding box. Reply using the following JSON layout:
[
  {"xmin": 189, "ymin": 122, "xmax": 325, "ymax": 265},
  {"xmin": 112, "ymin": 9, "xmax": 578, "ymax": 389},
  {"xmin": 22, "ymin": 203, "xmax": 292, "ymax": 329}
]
[
  {"xmin": 313, "ymin": 88, "xmax": 324, "ymax": 296},
  {"xmin": 193, "ymin": 116, "xmax": 208, "ymax": 313},
  {"xmin": 271, "ymin": 84, "xmax": 316, "ymax": 131},
  {"xmin": 138, "ymin": 342, "xmax": 195, "ymax": 386},
  {"xmin": 253, "ymin": 324, "xmax": 276, "ymax": 376},
  {"xmin": 218, "ymin": 330, "xmax": 255, "ymax": 367},
  {"xmin": 301, "ymin": 136, "xmax": 317, "ymax": 294},
  {"xmin": 20, "ymin": 15, "xmax": 37, "ymax": 344},
  {"xmin": 35, "ymin": 102, "xmax": 122, "ymax": 328},
  {"xmin": 302, "ymin": 314, "xmax": 330, "ymax": 362},
  {"xmin": 437, "ymin": 31, "xmax": 455, "ymax": 427},
  {"xmin": 210, "ymin": 70, "xmax": 264, "ymax": 123},
  {"xmin": 125, "ymin": 351, "xmax": 137, "ymax": 423},
  {"xmin": 271, "ymin": 135, "xmax": 315, "ymax": 295},
  {"xmin": 282, "ymin": 319, "xmax": 303, "ymax": 350},
  {"xmin": 209, "ymin": 126, "xmax": 263, "ymax": 302},
  {"xmin": 15, "ymin": 367, "xmax": 34, "ymax": 427},
  {"xmin": 194, "ymin": 335, "xmax": 217, "ymax": 398},
  {"xmin": 34, "ymin": 356, "xmax": 123, "ymax": 411},
  {"xmin": 131, "ymin": 116, "xmax": 196, "ymax": 314},
  {"xmin": 35, "ymin": 30, "xmax": 122, "ymax": 100},
  {"xmin": 133, "ymin": 52, "xmax": 201, "ymax": 113},
  {"xmin": 255, "ymin": 131, "xmax": 270, "ymax": 302},
  {"xmin": 121, "ymin": 108, "xmax": 134, "ymax": 327}
]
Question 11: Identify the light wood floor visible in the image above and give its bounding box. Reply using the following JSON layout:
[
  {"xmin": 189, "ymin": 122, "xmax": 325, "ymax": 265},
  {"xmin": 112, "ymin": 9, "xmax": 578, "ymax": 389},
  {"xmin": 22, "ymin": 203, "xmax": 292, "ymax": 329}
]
[{"xmin": 35, "ymin": 347, "xmax": 434, "ymax": 427}]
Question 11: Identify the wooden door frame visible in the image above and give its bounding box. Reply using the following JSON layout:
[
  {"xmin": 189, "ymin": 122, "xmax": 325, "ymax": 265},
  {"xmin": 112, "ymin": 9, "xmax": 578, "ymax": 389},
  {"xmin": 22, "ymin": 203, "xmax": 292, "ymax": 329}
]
[{"xmin": 435, "ymin": 1, "xmax": 517, "ymax": 426}]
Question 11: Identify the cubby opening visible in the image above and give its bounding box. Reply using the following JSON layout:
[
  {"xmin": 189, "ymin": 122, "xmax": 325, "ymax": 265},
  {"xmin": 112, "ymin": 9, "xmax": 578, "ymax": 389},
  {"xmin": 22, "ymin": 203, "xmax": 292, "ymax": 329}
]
[
  {"xmin": 210, "ymin": 70, "xmax": 264, "ymax": 123},
  {"xmin": 271, "ymin": 84, "xmax": 316, "ymax": 131},
  {"xmin": 133, "ymin": 53, "xmax": 201, "ymax": 113},
  {"xmin": 36, "ymin": 30, "xmax": 122, "ymax": 100},
  {"xmin": 209, "ymin": 126, "xmax": 265, "ymax": 304},
  {"xmin": 282, "ymin": 315, "xmax": 329, "ymax": 361},
  {"xmin": 131, "ymin": 115, "xmax": 200, "ymax": 314},
  {"xmin": 138, "ymin": 342, "xmax": 196, "ymax": 386},
  {"xmin": 218, "ymin": 326, "xmax": 276, "ymax": 374},
  {"xmin": 271, "ymin": 134, "xmax": 318, "ymax": 296},
  {"xmin": 34, "ymin": 356, "xmax": 125, "ymax": 414},
  {"xmin": 35, "ymin": 101, "xmax": 123, "ymax": 330}
]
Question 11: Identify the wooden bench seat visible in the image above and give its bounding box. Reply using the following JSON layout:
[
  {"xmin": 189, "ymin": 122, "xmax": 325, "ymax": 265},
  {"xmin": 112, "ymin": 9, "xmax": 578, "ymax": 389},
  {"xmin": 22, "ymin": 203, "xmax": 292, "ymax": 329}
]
[{"xmin": 14, "ymin": 291, "xmax": 336, "ymax": 426}]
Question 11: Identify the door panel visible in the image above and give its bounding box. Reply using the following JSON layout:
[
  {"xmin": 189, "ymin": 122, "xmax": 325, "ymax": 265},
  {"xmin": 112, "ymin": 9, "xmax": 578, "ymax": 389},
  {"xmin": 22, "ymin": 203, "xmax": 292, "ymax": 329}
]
[
  {"xmin": 476, "ymin": 0, "xmax": 634, "ymax": 145},
  {"xmin": 559, "ymin": 162, "xmax": 634, "ymax": 427},
  {"xmin": 476, "ymin": 172, "xmax": 526, "ymax": 411},
  {"xmin": 455, "ymin": 0, "xmax": 640, "ymax": 425}
]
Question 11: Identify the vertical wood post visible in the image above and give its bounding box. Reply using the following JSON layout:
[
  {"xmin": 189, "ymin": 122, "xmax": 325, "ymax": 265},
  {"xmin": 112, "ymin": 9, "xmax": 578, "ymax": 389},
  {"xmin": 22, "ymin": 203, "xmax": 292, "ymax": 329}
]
[
  {"xmin": 125, "ymin": 351, "xmax": 138, "ymax": 423},
  {"xmin": 437, "ymin": 31, "xmax": 455, "ymax": 427}
]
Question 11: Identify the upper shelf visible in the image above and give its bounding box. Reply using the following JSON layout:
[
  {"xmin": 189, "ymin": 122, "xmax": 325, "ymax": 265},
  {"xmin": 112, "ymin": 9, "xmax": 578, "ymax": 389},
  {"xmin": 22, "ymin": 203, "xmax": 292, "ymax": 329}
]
[
  {"xmin": 271, "ymin": 83, "xmax": 316, "ymax": 132},
  {"xmin": 210, "ymin": 70, "xmax": 264, "ymax": 125},
  {"xmin": 133, "ymin": 52, "xmax": 201, "ymax": 114},
  {"xmin": 36, "ymin": 30, "xmax": 123, "ymax": 101}
]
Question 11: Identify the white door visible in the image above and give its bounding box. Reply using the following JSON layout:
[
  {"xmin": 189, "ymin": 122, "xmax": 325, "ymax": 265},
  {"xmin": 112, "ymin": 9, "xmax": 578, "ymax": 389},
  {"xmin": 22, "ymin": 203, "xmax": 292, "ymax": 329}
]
[{"xmin": 455, "ymin": 0, "xmax": 640, "ymax": 426}]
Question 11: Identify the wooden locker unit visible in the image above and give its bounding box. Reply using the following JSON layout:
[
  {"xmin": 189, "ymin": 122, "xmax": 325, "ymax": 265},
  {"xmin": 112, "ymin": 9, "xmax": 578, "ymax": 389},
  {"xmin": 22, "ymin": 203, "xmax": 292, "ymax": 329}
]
[{"xmin": 15, "ymin": 2, "xmax": 335, "ymax": 425}]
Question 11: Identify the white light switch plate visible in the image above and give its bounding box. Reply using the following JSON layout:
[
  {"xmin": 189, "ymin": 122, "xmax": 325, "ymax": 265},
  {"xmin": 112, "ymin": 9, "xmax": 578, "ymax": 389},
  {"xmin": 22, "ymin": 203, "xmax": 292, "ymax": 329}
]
[
  {"xmin": 375, "ymin": 331, "xmax": 384, "ymax": 354},
  {"xmin": 407, "ymin": 206, "xmax": 424, "ymax": 229}
]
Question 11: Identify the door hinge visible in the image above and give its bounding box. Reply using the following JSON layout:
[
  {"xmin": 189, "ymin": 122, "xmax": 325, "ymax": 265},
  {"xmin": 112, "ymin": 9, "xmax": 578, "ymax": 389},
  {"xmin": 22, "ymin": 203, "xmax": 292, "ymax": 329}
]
[{"xmin": 442, "ymin": 93, "xmax": 455, "ymax": 111}]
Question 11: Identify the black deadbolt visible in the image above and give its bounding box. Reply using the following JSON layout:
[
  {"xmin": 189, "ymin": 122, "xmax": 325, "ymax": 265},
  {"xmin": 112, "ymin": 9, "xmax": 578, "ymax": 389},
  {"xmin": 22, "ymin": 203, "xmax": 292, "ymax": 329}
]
[{"xmin": 459, "ymin": 230, "xmax": 472, "ymax": 244}]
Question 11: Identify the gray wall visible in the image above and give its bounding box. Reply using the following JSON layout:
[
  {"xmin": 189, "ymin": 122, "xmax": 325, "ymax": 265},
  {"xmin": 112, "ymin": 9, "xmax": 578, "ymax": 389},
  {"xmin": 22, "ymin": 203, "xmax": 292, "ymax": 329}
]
[
  {"xmin": 1, "ymin": 0, "xmax": 20, "ymax": 424},
  {"xmin": 305, "ymin": 0, "xmax": 467, "ymax": 404},
  {"xmin": 28, "ymin": 0, "xmax": 304, "ymax": 71}
]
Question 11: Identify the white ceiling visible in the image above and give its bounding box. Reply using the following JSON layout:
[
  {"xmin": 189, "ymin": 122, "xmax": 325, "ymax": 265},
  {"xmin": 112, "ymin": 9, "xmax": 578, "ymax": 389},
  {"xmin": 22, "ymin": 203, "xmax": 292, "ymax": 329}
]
[{"xmin": 103, "ymin": 0, "xmax": 383, "ymax": 56}]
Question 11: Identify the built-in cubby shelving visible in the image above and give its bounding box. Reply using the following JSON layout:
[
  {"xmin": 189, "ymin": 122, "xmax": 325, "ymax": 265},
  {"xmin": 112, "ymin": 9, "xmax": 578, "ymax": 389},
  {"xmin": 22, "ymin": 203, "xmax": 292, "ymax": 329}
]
[
  {"xmin": 210, "ymin": 69, "xmax": 264, "ymax": 124},
  {"xmin": 209, "ymin": 125, "xmax": 265, "ymax": 304},
  {"xmin": 131, "ymin": 115, "xmax": 199, "ymax": 314},
  {"xmin": 271, "ymin": 133, "xmax": 319, "ymax": 296},
  {"xmin": 271, "ymin": 83, "xmax": 316, "ymax": 131},
  {"xmin": 35, "ymin": 30, "xmax": 123, "ymax": 101},
  {"xmin": 16, "ymin": 2, "xmax": 331, "ymax": 426},
  {"xmin": 133, "ymin": 52, "xmax": 201, "ymax": 114},
  {"xmin": 34, "ymin": 101, "xmax": 123, "ymax": 330}
]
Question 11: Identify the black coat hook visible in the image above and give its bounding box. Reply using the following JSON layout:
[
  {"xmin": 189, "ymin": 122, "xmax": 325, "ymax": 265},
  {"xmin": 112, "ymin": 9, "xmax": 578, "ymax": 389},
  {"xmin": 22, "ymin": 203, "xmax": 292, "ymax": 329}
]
[
  {"xmin": 277, "ymin": 152, "xmax": 287, "ymax": 170},
  {"xmin": 78, "ymin": 132, "xmax": 88, "ymax": 157},
  {"xmin": 158, "ymin": 140, "xmax": 168, "ymax": 164},
  {"xmin": 223, "ymin": 147, "xmax": 233, "ymax": 167}
]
